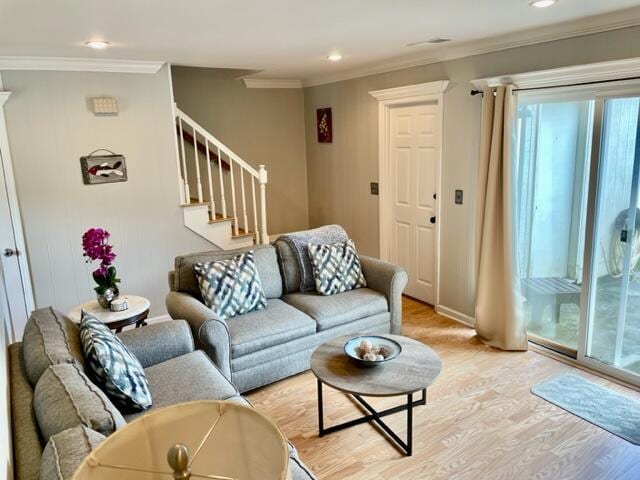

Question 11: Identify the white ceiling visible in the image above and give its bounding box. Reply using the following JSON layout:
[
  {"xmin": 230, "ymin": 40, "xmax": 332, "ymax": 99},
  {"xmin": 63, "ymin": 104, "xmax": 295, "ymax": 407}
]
[{"xmin": 1, "ymin": 0, "xmax": 640, "ymax": 85}]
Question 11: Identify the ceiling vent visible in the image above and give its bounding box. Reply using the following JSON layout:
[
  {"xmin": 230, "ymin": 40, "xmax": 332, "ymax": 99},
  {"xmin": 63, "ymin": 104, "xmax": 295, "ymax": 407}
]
[{"xmin": 407, "ymin": 37, "xmax": 453, "ymax": 47}]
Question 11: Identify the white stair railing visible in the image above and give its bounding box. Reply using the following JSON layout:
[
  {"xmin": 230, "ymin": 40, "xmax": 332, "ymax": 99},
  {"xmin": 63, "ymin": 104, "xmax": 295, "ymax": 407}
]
[{"xmin": 174, "ymin": 106, "xmax": 268, "ymax": 244}]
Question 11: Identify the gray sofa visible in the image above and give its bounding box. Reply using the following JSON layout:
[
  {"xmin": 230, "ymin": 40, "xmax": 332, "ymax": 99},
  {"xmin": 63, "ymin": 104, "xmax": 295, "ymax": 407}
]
[
  {"xmin": 165, "ymin": 241, "xmax": 408, "ymax": 393},
  {"xmin": 10, "ymin": 307, "xmax": 315, "ymax": 480}
]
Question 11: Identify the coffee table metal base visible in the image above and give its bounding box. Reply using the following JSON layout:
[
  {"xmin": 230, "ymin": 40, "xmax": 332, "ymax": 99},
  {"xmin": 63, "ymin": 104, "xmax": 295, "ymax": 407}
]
[{"xmin": 317, "ymin": 379, "xmax": 426, "ymax": 456}]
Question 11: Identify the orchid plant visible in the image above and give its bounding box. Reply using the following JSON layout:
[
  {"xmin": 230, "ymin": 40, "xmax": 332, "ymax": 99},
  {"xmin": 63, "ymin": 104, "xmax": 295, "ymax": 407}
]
[{"xmin": 82, "ymin": 228, "xmax": 120, "ymax": 295}]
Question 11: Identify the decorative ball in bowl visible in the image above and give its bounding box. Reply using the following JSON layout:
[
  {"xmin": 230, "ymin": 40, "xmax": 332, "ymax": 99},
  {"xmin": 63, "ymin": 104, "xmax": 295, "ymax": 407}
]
[{"xmin": 344, "ymin": 336, "xmax": 402, "ymax": 366}]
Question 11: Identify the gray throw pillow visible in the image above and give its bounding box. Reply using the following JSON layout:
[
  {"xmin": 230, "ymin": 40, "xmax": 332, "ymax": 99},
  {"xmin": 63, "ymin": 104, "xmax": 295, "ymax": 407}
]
[
  {"xmin": 34, "ymin": 363, "xmax": 125, "ymax": 442},
  {"xmin": 40, "ymin": 425, "xmax": 105, "ymax": 480},
  {"xmin": 308, "ymin": 239, "xmax": 367, "ymax": 296},
  {"xmin": 22, "ymin": 307, "xmax": 86, "ymax": 386},
  {"xmin": 193, "ymin": 250, "xmax": 267, "ymax": 320}
]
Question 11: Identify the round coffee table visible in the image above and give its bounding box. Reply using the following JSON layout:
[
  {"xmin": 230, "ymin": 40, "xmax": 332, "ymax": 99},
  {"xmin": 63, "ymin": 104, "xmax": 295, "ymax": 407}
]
[
  {"xmin": 67, "ymin": 295, "xmax": 150, "ymax": 333},
  {"xmin": 310, "ymin": 334, "xmax": 441, "ymax": 456}
]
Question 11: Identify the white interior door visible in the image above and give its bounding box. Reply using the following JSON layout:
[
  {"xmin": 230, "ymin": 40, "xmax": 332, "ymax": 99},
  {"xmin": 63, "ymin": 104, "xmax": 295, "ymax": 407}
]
[
  {"xmin": 0, "ymin": 143, "xmax": 30, "ymax": 341},
  {"xmin": 388, "ymin": 102, "xmax": 439, "ymax": 304}
]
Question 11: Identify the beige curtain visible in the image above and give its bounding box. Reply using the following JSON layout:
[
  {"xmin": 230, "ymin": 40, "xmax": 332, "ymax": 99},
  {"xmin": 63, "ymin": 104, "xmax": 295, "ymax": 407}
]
[{"xmin": 474, "ymin": 85, "xmax": 527, "ymax": 351}]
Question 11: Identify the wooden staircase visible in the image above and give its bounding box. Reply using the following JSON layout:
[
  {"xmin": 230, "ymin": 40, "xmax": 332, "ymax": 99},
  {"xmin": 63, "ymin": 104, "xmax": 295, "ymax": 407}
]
[{"xmin": 174, "ymin": 106, "xmax": 268, "ymax": 249}]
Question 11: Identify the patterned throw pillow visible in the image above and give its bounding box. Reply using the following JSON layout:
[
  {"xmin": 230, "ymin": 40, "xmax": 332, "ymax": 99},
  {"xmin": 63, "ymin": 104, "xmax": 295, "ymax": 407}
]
[
  {"xmin": 193, "ymin": 250, "xmax": 267, "ymax": 320},
  {"xmin": 308, "ymin": 239, "xmax": 367, "ymax": 296},
  {"xmin": 79, "ymin": 311, "xmax": 152, "ymax": 412}
]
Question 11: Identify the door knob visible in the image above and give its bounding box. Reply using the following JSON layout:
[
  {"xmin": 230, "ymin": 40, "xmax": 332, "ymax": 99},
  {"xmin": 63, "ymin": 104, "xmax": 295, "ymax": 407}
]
[
  {"xmin": 3, "ymin": 248, "xmax": 16, "ymax": 257},
  {"xmin": 430, "ymin": 216, "xmax": 436, "ymax": 224}
]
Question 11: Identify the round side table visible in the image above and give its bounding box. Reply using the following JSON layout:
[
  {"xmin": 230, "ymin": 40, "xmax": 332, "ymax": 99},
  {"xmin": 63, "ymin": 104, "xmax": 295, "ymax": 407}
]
[{"xmin": 67, "ymin": 295, "xmax": 150, "ymax": 333}]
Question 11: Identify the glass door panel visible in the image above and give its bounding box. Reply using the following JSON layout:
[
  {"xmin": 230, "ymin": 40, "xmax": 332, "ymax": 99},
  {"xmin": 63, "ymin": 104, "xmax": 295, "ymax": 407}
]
[
  {"xmin": 515, "ymin": 97, "xmax": 594, "ymax": 352},
  {"xmin": 587, "ymin": 95, "xmax": 640, "ymax": 376}
]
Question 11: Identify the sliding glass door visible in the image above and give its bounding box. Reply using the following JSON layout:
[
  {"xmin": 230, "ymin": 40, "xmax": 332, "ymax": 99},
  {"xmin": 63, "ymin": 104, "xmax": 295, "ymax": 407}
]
[
  {"xmin": 581, "ymin": 94, "xmax": 640, "ymax": 381},
  {"xmin": 515, "ymin": 85, "xmax": 640, "ymax": 386},
  {"xmin": 515, "ymin": 94, "xmax": 593, "ymax": 353}
]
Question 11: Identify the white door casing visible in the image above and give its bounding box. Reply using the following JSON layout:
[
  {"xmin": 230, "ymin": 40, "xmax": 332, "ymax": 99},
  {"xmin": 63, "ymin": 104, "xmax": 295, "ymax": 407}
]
[
  {"xmin": 0, "ymin": 87, "xmax": 34, "ymax": 341},
  {"xmin": 370, "ymin": 80, "xmax": 448, "ymax": 306}
]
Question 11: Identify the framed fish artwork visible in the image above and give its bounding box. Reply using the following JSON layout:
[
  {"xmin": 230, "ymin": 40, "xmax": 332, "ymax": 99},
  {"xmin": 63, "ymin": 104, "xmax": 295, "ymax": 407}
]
[{"xmin": 80, "ymin": 150, "xmax": 127, "ymax": 185}]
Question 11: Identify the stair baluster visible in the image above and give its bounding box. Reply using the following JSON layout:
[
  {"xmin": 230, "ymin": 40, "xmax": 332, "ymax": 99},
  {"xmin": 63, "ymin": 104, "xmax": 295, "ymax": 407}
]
[
  {"xmin": 259, "ymin": 165, "xmax": 269, "ymax": 244},
  {"xmin": 251, "ymin": 176, "xmax": 260, "ymax": 244},
  {"xmin": 229, "ymin": 161, "xmax": 239, "ymax": 236},
  {"xmin": 240, "ymin": 168, "xmax": 249, "ymax": 236},
  {"xmin": 205, "ymin": 139, "xmax": 216, "ymax": 218},
  {"xmin": 193, "ymin": 127, "xmax": 203, "ymax": 203},
  {"xmin": 178, "ymin": 118, "xmax": 190, "ymax": 203},
  {"xmin": 217, "ymin": 147, "xmax": 227, "ymax": 219}
]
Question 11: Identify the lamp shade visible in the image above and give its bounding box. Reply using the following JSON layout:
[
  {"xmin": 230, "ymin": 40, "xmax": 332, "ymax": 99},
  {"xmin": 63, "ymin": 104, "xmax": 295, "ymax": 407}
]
[{"xmin": 73, "ymin": 400, "xmax": 290, "ymax": 480}]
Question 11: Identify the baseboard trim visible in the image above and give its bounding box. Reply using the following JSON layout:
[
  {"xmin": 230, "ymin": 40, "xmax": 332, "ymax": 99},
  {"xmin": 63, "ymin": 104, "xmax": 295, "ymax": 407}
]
[
  {"xmin": 435, "ymin": 305, "xmax": 475, "ymax": 328},
  {"xmin": 146, "ymin": 314, "xmax": 171, "ymax": 325}
]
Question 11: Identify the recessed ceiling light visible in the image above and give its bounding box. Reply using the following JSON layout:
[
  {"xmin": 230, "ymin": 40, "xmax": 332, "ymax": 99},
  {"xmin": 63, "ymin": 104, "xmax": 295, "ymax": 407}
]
[
  {"xmin": 529, "ymin": 0, "xmax": 556, "ymax": 7},
  {"xmin": 407, "ymin": 37, "xmax": 453, "ymax": 47},
  {"xmin": 327, "ymin": 53, "xmax": 343, "ymax": 62},
  {"xmin": 85, "ymin": 40, "xmax": 110, "ymax": 50}
]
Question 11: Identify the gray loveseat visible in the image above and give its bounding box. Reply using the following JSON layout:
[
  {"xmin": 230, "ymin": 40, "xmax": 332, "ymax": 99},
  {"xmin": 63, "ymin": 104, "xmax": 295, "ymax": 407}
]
[
  {"xmin": 165, "ymin": 241, "xmax": 408, "ymax": 393},
  {"xmin": 10, "ymin": 307, "xmax": 315, "ymax": 480}
]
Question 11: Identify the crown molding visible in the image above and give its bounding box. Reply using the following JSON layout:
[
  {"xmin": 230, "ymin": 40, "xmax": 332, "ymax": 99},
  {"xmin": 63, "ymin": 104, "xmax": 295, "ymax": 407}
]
[
  {"xmin": 471, "ymin": 57, "xmax": 640, "ymax": 89},
  {"xmin": 302, "ymin": 6, "xmax": 640, "ymax": 88},
  {"xmin": 0, "ymin": 92, "xmax": 10, "ymax": 107},
  {"xmin": 369, "ymin": 80, "xmax": 449, "ymax": 101},
  {"xmin": 243, "ymin": 78, "xmax": 302, "ymax": 89},
  {"xmin": 0, "ymin": 56, "xmax": 164, "ymax": 74}
]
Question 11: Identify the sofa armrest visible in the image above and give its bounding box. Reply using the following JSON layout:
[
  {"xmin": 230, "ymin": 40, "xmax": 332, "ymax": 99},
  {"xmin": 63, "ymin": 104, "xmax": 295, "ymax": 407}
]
[
  {"xmin": 165, "ymin": 291, "xmax": 232, "ymax": 380},
  {"xmin": 360, "ymin": 255, "xmax": 408, "ymax": 334},
  {"xmin": 117, "ymin": 320, "xmax": 194, "ymax": 368}
]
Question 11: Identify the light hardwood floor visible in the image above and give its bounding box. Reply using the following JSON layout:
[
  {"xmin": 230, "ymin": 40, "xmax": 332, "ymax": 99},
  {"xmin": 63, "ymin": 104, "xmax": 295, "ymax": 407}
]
[{"xmin": 247, "ymin": 297, "xmax": 640, "ymax": 480}]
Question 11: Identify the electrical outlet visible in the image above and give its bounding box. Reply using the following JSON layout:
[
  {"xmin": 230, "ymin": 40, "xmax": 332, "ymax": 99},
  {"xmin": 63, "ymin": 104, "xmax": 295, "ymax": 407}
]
[
  {"xmin": 455, "ymin": 189, "xmax": 463, "ymax": 204},
  {"xmin": 371, "ymin": 182, "xmax": 379, "ymax": 195}
]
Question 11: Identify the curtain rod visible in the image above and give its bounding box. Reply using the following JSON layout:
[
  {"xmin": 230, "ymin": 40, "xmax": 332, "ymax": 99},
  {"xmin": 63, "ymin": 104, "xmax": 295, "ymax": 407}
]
[{"xmin": 470, "ymin": 75, "xmax": 640, "ymax": 96}]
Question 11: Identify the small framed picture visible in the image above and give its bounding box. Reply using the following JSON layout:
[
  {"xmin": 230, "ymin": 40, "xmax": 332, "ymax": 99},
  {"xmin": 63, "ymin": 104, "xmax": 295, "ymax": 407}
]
[
  {"xmin": 80, "ymin": 154, "xmax": 127, "ymax": 185},
  {"xmin": 317, "ymin": 107, "xmax": 332, "ymax": 143}
]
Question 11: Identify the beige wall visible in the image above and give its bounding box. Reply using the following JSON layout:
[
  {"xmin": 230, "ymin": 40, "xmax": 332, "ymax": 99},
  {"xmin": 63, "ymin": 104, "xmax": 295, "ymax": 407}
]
[
  {"xmin": 3, "ymin": 66, "xmax": 212, "ymax": 320},
  {"xmin": 303, "ymin": 26, "xmax": 640, "ymax": 318},
  {"xmin": 171, "ymin": 66, "xmax": 309, "ymax": 235}
]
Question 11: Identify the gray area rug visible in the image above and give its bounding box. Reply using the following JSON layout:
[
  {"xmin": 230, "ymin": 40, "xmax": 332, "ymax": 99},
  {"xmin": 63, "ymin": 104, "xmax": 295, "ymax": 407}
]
[{"xmin": 531, "ymin": 374, "xmax": 640, "ymax": 445}]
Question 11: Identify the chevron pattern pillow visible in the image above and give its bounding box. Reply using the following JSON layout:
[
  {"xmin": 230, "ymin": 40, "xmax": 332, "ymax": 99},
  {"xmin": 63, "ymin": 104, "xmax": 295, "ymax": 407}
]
[
  {"xmin": 308, "ymin": 239, "xmax": 367, "ymax": 296},
  {"xmin": 193, "ymin": 250, "xmax": 267, "ymax": 320},
  {"xmin": 79, "ymin": 311, "xmax": 152, "ymax": 412}
]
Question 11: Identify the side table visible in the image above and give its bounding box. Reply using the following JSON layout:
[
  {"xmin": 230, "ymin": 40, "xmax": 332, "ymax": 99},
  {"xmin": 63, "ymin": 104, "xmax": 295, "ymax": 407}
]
[{"xmin": 67, "ymin": 295, "xmax": 150, "ymax": 333}]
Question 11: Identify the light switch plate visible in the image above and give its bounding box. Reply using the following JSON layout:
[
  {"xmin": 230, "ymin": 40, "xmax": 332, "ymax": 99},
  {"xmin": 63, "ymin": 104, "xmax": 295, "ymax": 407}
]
[{"xmin": 91, "ymin": 97, "xmax": 119, "ymax": 116}]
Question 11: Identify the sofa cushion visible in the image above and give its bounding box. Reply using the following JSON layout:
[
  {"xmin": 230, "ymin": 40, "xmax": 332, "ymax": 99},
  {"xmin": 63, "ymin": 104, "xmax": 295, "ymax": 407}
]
[
  {"xmin": 124, "ymin": 351, "xmax": 238, "ymax": 422},
  {"xmin": 40, "ymin": 425, "xmax": 105, "ymax": 480},
  {"xmin": 308, "ymin": 239, "xmax": 366, "ymax": 296},
  {"xmin": 174, "ymin": 244, "xmax": 283, "ymax": 300},
  {"xmin": 34, "ymin": 364, "xmax": 125, "ymax": 442},
  {"xmin": 194, "ymin": 251, "xmax": 267, "ymax": 320},
  {"xmin": 227, "ymin": 299, "xmax": 317, "ymax": 357},
  {"xmin": 274, "ymin": 239, "xmax": 301, "ymax": 294},
  {"xmin": 282, "ymin": 288, "xmax": 388, "ymax": 331},
  {"xmin": 80, "ymin": 312, "xmax": 152, "ymax": 412},
  {"xmin": 22, "ymin": 307, "xmax": 86, "ymax": 386}
]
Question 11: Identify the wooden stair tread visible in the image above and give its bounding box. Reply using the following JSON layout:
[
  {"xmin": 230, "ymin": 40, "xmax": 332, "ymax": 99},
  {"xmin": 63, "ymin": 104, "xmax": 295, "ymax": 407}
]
[
  {"xmin": 232, "ymin": 228, "xmax": 256, "ymax": 239},
  {"xmin": 180, "ymin": 202, "xmax": 209, "ymax": 208},
  {"xmin": 208, "ymin": 212, "xmax": 233, "ymax": 224}
]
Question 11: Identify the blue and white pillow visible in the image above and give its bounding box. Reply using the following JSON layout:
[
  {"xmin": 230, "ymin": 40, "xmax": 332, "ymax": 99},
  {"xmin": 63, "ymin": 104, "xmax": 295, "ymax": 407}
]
[
  {"xmin": 308, "ymin": 239, "xmax": 367, "ymax": 296},
  {"xmin": 79, "ymin": 311, "xmax": 152, "ymax": 412},
  {"xmin": 193, "ymin": 250, "xmax": 267, "ymax": 320}
]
